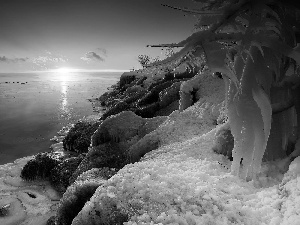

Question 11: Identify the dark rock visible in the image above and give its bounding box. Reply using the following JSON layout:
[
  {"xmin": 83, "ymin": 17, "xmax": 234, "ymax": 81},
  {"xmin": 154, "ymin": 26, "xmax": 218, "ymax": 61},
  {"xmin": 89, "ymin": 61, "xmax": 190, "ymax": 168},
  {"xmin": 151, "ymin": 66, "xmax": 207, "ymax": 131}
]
[
  {"xmin": 0, "ymin": 204, "xmax": 10, "ymax": 217},
  {"xmin": 158, "ymin": 82, "xmax": 181, "ymax": 108},
  {"xmin": 137, "ymin": 116, "xmax": 168, "ymax": 138},
  {"xmin": 50, "ymin": 155, "xmax": 85, "ymax": 194},
  {"xmin": 212, "ymin": 124, "xmax": 234, "ymax": 159},
  {"xmin": 155, "ymin": 100, "xmax": 180, "ymax": 117},
  {"xmin": 119, "ymin": 74, "xmax": 136, "ymax": 88},
  {"xmin": 70, "ymin": 143, "xmax": 128, "ymax": 183},
  {"xmin": 55, "ymin": 169, "xmax": 111, "ymax": 225},
  {"xmin": 63, "ymin": 121, "xmax": 100, "ymax": 154},
  {"xmin": 123, "ymin": 90, "xmax": 147, "ymax": 105},
  {"xmin": 101, "ymin": 101, "xmax": 130, "ymax": 120},
  {"xmin": 128, "ymin": 133, "xmax": 161, "ymax": 163},
  {"xmin": 174, "ymin": 71, "xmax": 196, "ymax": 80},
  {"xmin": 46, "ymin": 216, "xmax": 56, "ymax": 225},
  {"xmin": 20, "ymin": 152, "xmax": 63, "ymax": 181},
  {"xmin": 138, "ymin": 81, "xmax": 175, "ymax": 106},
  {"xmin": 92, "ymin": 111, "xmax": 145, "ymax": 146},
  {"xmin": 72, "ymin": 195, "xmax": 129, "ymax": 225},
  {"xmin": 135, "ymin": 76, "xmax": 147, "ymax": 85},
  {"xmin": 164, "ymin": 72, "xmax": 175, "ymax": 80},
  {"xmin": 135, "ymin": 102, "xmax": 160, "ymax": 118}
]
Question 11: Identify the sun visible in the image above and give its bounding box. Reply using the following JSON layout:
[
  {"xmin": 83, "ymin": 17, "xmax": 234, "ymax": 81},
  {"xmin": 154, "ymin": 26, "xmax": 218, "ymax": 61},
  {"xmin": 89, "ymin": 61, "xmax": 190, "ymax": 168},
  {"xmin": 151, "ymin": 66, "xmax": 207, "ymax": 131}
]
[{"xmin": 52, "ymin": 67, "xmax": 78, "ymax": 74}]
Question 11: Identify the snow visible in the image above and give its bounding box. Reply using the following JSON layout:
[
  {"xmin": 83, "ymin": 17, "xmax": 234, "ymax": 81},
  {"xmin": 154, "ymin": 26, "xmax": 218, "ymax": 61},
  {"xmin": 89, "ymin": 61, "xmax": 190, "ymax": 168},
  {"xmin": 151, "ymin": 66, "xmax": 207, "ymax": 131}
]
[
  {"xmin": 0, "ymin": 157, "xmax": 61, "ymax": 225},
  {"xmin": 0, "ymin": 73, "xmax": 299, "ymax": 224},
  {"xmin": 77, "ymin": 79, "xmax": 300, "ymax": 224}
]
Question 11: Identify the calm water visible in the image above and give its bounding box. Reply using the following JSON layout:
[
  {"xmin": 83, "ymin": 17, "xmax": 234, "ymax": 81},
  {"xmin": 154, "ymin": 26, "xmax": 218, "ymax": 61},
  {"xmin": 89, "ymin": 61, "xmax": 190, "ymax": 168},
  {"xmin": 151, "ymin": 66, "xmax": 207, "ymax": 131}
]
[{"xmin": 0, "ymin": 72, "xmax": 121, "ymax": 165}]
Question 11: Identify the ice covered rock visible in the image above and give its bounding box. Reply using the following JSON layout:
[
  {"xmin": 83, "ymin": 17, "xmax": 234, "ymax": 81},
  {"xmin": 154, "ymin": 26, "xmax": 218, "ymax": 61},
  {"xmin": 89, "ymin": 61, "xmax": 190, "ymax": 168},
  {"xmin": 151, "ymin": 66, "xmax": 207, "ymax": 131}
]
[
  {"xmin": 54, "ymin": 168, "xmax": 113, "ymax": 225},
  {"xmin": 73, "ymin": 112, "xmax": 168, "ymax": 179},
  {"xmin": 50, "ymin": 155, "xmax": 84, "ymax": 194},
  {"xmin": 212, "ymin": 121, "xmax": 234, "ymax": 159},
  {"xmin": 20, "ymin": 152, "xmax": 64, "ymax": 181},
  {"xmin": 63, "ymin": 121, "xmax": 100, "ymax": 153},
  {"xmin": 70, "ymin": 143, "xmax": 127, "ymax": 183},
  {"xmin": 101, "ymin": 101, "xmax": 130, "ymax": 120},
  {"xmin": 129, "ymin": 99, "xmax": 223, "ymax": 162},
  {"xmin": 158, "ymin": 81, "xmax": 181, "ymax": 108},
  {"xmin": 92, "ymin": 111, "xmax": 145, "ymax": 146}
]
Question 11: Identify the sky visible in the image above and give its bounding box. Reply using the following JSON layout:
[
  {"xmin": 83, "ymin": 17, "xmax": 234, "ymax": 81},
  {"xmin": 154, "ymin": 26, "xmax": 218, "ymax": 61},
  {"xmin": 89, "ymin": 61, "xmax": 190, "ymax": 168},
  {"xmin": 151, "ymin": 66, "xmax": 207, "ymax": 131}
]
[{"xmin": 0, "ymin": 0, "xmax": 198, "ymax": 73}]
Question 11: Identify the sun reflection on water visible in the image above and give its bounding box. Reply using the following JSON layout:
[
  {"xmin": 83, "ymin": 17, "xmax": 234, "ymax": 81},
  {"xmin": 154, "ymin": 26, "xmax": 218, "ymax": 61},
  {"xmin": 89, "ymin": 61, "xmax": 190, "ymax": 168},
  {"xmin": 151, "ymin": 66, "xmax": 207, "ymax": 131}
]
[{"xmin": 60, "ymin": 81, "xmax": 70, "ymax": 119}]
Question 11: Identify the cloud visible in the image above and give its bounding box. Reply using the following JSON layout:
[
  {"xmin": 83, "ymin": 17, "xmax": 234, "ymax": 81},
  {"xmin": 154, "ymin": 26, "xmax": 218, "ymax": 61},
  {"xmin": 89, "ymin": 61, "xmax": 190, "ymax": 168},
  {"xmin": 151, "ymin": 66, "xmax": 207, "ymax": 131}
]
[
  {"xmin": 0, "ymin": 56, "xmax": 29, "ymax": 63},
  {"xmin": 31, "ymin": 51, "xmax": 68, "ymax": 70},
  {"xmin": 96, "ymin": 48, "xmax": 107, "ymax": 56},
  {"xmin": 81, "ymin": 48, "xmax": 107, "ymax": 63},
  {"xmin": 81, "ymin": 51, "xmax": 105, "ymax": 63}
]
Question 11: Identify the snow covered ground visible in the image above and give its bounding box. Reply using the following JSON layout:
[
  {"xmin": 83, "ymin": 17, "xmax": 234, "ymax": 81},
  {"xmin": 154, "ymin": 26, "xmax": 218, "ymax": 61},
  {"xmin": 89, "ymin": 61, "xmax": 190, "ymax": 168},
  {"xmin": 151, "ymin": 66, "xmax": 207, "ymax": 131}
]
[
  {"xmin": 0, "ymin": 156, "xmax": 61, "ymax": 225},
  {"xmin": 72, "ymin": 98, "xmax": 300, "ymax": 225},
  {"xmin": 1, "ymin": 73, "xmax": 300, "ymax": 224}
]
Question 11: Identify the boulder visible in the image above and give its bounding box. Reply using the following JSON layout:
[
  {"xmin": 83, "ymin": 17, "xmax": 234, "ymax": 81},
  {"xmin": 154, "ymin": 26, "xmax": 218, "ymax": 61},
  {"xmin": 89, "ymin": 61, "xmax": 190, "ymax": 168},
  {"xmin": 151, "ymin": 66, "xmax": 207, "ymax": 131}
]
[
  {"xmin": 158, "ymin": 81, "xmax": 181, "ymax": 108},
  {"xmin": 50, "ymin": 155, "xmax": 85, "ymax": 194},
  {"xmin": 71, "ymin": 188, "xmax": 128, "ymax": 225},
  {"xmin": 92, "ymin": 111, "xmax": 145, "ymax": 146},
  {"xmin": 128, "ymin": 132, "xmax": 161, "ymax": 163},
  {"xmin": 119, "ymin": 74, "xmax": 136, "ymax": 88},
  {"xmin": 134, "ymin": 102, "xmax": 160, "ymax": 118},
  {"xmin": 154, "ymin": 100, "xmax": 180, "ymax": 117},
  {"xmin": 63, "ymin": 121, "xmax": 100, "ymax": 154},
  {"xmin": 137, "ymin": 116, "xmax": 168, "ymax": 138},
  {"xmin": 211, "ymin": 122, "xmax": 234, "ymax": 159},
  {"xmin": 123, "ymin": 89, "xmax": 147, "ymax": 105},
  {"xmin": 101, "ymin": 101, "xmax": 130, "ymax": 120},
  {"xmin": 69, "ymin": 143, "xmax": 128, "ymax": 183},
  {"xmin": 55, "ymin": 168, "xmax": 114, "ymax": 225},
  {"xmin": 72, "ymin": 111, "xmax": 167, "ymax": 181},
  {"xmin": 138, "ymin": 80, "xmax": 175, "ymax": 106},
  {"xmin": 20, "ymin": 152, "xmax": 64, "ymax": 181}
]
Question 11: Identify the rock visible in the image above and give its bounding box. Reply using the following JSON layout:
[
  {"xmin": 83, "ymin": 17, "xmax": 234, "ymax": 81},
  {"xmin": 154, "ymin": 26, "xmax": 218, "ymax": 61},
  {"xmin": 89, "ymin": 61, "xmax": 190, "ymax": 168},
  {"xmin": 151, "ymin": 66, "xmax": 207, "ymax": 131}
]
[
  {"xmin": 128, "ymin": 133, "xmax": 161, "ymax": 163},
  {"xmin": 0, "ymin": 204, "xmax": 10, "ymax": 217},
  {"xmin": 0, "ymin": 197, "xmax": 26, "ymax": 225},
  {"xmin": 135, "ymin": 76, "xmax": 147, "ymax": 85},
  {"xmin": 20, "ymin": 152, "xmax": 63, "ymax": 181},
  {"xmin": 63, "ymin": 121, "xmax": 101, "ymax": 154},
  {"xmin": 100, "ymin": 89, "xmax": 120, "ymax": 105},
  {"xmin": 174, "ymin": 70, "xmax": 196, "ymax": 79},
  {"xmin": 158, "ymin": 81, "xmax": 181, "ymax": 108},
  {"xmin": 93, "ymin": 111, "xmax": 145, "ymax": 146},
  {"xmin": 124, "ymin": 85, "xmax": 144, "ymax": 95},
  {"xmin": 101, "ymin": 101, "xmax": 130, "ymax": 120},
  {"xmin": 154, "ymin": 100, "xmax": 180, "ymax": 117},
  {"xmin": 123, "ymin": 89, "xmax": 147, "ymax": 105},
  {"xmin": 212, "ymin": 122, "xmax": 234, "ymax": 159},
  {"xmin": 119, "ymin": 73, "xmax": 137, "ymax": 88},
  {"xmin": 71, "ymin": 190, "xmax": 128, "ymax": 225},
  {"xmin": 50, "ymin": 155, "xmax": 85, "ymax": 194},
  {"xmin": 138, "ymin": 80, "xmax": 175, "ymax": 106},
  {"xmin": 55, "ymin": 169, "xmax": 112, "ymax": 225},
  {"xmin": 70, "ymin": 144, "xmax": 127, "ymax": 183},
  {"xmin": 137, "ymin": 116, "xmax": 168, "ymax": 138},
  {"xmin": 46, "ymin": 216, "xmax": 56, "ymax": 225},
  {"xmin": 135, "ymin": 102, "xmax": 160, "ymax": 118},
  {"xmin": 179, "ymin": 90, "xmax": 194, "ymax": 111}
]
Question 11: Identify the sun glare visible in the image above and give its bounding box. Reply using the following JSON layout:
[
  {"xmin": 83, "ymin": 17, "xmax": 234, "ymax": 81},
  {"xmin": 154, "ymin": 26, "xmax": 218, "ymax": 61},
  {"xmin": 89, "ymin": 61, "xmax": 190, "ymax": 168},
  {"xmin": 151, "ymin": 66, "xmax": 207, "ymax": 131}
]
[{"xmin": 52, "ymin": 67, "xmax": 78, "ymax": 74}]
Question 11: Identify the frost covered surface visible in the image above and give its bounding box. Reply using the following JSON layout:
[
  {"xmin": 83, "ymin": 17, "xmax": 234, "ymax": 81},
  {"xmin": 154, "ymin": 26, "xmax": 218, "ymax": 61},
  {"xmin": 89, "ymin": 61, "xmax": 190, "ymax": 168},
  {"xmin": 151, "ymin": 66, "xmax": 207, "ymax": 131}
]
[
  {"xmin": 76, "ymin": 102, "xmax": 300, "ymax": 225},
  {"xmin": 0, "ymin": 157, "xmax": 60, "ymax": 225}
]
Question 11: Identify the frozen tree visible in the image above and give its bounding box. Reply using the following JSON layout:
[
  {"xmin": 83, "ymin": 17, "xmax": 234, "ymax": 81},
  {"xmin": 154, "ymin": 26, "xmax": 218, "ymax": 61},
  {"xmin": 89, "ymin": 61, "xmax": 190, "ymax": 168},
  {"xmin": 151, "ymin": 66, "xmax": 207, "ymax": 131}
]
[{"xmin": 148, "ymin": 0, "xmax": 300, "ymax": 181}]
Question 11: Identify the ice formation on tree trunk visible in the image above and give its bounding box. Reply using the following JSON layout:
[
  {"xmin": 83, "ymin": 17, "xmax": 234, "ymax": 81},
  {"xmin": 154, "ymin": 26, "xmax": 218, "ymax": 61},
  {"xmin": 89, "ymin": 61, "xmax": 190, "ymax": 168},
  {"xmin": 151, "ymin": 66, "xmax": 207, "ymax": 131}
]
[{"xmin": 227, "ymin": 46, "xmax": 272, "ymax": 180}]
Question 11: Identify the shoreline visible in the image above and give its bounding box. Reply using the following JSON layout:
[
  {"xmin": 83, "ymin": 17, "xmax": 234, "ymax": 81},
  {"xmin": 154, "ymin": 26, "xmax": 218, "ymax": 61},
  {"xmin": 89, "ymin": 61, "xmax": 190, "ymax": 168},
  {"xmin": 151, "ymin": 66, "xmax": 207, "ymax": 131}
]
[{"xmin": 1, "ymin": 70, "xmax": 300, "ymax": 224}]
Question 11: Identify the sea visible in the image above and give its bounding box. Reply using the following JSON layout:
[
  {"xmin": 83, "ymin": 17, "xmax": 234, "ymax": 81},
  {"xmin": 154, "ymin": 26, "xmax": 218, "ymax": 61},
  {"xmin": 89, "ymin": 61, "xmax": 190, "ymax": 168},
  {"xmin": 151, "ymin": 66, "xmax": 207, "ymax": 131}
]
[{"xmin": 0, "ymin": 71, "xmax": 121, "ymax": 165}]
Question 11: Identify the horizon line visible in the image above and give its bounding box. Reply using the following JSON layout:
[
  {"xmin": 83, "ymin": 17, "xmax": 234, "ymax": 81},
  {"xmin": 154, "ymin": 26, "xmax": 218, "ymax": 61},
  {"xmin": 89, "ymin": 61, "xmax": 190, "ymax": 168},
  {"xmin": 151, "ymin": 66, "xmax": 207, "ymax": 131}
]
[{"xmin": 0, "ymin": 69, "xmax": 131, "ymax": 74}]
